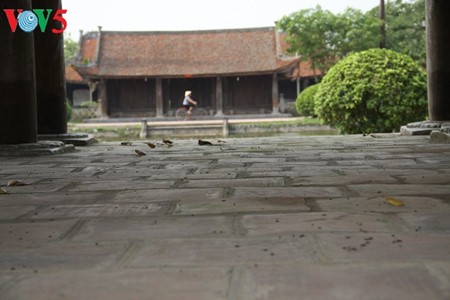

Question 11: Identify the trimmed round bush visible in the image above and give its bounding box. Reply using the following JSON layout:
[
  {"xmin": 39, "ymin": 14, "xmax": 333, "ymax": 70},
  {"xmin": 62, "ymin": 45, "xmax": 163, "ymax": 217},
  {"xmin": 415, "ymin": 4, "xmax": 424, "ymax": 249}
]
[
  {"xmin": 314, "ymin": 49, "xmax": 428, "ymax": 134},
  {"xmin": 295, "ymin": 84, "xmax": 319, "ymax": 116}
]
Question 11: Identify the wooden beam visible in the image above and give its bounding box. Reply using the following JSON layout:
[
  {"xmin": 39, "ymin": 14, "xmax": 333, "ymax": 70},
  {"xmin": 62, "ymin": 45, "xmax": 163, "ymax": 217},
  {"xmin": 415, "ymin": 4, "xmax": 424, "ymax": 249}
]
[
  {"xmin": 426, "ymin": 0, "xmax": 450, "ymax": 121},
  {"xmin": 99, "ymin": 79, "xmax": 108, "ymax": 118},
  {"xmin": 215, "ymin": 77, "xmax": 224, "ymax": 116},
  {"xmin": 272, "ymin": 73, "xmax": 280, "ymax": 114},
  {"xmin": 156, "ymin": 78, "xmax": 164, "ymax": 118},
  {"xmin": 34, "ymin": 0, "xmax": 67, "ymax": 134},
  {"xmin": 0, "ymin": 0, "xmax": 38, "ymax": 144}
]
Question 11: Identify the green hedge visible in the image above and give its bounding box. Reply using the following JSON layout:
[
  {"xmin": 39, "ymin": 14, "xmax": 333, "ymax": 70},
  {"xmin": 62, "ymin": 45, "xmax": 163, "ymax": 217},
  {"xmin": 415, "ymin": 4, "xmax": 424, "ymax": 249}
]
[
  {"xmin": 314, "ymin": 49, "xmax": 428, "ymax": 134},
  {"xmin": 295, "ymin": 84, "xmax": 319, "ymax": 116}
]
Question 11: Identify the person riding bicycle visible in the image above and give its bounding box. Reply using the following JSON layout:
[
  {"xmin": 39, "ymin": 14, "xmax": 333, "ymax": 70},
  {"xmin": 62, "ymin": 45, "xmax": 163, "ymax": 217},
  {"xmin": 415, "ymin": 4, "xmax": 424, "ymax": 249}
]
[{"xmin": 182, "ymin": 91, "xmax": 198, "ymax": 116}]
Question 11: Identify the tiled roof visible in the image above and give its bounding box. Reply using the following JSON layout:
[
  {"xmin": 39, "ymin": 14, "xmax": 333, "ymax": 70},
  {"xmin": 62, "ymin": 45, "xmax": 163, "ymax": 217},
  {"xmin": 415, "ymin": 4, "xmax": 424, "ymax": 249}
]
[
  {"xmin": 76, "ymin": 27, "xmax": 300, "ymax": 78},
  {"xmin": 65, "ymin": 65, "xmax": 84, "ymax": 83}
]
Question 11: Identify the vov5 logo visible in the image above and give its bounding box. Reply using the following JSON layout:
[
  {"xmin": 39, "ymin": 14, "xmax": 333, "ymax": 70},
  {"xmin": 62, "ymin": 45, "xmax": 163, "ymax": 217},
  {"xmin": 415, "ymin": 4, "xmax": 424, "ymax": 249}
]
[{"xmin": 3, "ymin": 8, "xmax": 67, "ymax": 33}]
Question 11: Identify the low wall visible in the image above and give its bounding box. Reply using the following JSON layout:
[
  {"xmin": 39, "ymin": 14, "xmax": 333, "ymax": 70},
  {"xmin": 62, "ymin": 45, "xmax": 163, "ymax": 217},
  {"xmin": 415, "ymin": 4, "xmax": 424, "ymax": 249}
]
[{"xmin": 140, "ymin": 119, "xmax": 333, "ymax": 138}]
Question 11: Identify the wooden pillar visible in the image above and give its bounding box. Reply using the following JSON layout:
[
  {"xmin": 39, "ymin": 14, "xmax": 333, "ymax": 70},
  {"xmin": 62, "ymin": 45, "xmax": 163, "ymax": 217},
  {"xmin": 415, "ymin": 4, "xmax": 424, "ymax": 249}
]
[
  {"xmin": 155, "ymin": 78, "xmax": 164, "ymax": 118},
  {"xmin": 0, "ymin": 0, "xmax": 38, "ymax": 144},
  {"xmin": 215, "ymin": 77, "xmax": 224, "ymax": 116},
  {"xmin": 33, "ymin": 0, "xmax": 67, "ymax": 134},
  {"xmin": 426, "ymin": 0, "xmax": 450, "ymax": 121},
  {"xmin": 272, "ymin": 73, "xmax": 280, "ymax": 114},
  {"xmin": 99, "ymin": 79, "xmax": 108, "ymax": 118}
]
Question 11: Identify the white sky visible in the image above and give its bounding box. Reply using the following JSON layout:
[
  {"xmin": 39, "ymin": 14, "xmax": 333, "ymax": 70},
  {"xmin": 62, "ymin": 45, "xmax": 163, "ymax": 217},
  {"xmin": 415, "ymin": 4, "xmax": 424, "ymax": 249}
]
[{"xmin": 64, "ymin": 0, "xmax": 380, "ymax": 40}]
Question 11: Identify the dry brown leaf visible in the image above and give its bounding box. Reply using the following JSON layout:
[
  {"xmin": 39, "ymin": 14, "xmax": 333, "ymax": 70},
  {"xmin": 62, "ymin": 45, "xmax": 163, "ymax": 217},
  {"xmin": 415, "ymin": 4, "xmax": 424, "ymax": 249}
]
[
  {"xmin": 121, "ymin": 142, "xmax": 132, "ymax": 146},
  {"xmin": 135, "ymin": 149, "xmax": 146, "ymax": 157},
  {"xmin": 0, "ymin": 187, "xmax": 7, "ymax": 194},
  {"xmin": 145, "ymin": 142, "xmax": 157, "ymax": 149},
  {"xmin": 217, "ymin": 140, "xmax": 226, "ymax": 143},
  {"xmin": 162, "ymin": 138, "xmax": 173, "ymax": 145},
  {"xmin": 7, "ymin": 180, "xmax": 27, "ymax": 187},
  {"xmin": 198, "ymin": 140, "xmax": 213, "ymax": 146}
]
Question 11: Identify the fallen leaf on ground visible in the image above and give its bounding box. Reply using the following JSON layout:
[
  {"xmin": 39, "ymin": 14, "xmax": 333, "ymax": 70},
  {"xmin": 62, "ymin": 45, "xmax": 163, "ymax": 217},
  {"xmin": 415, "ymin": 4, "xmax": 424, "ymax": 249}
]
[
  {"xmin": 162, "ymin": 139, "xmax": 173, "ymax": 145},
  {"xmin": 145, "ymin": 142, "xmax": 156, "ymax": 148},
  {"xmin": 121, "ymin": 142, "xmax": 132, "ymax": 146},
  {"xmin": 198, "ymin": 140, "xmax": 213, "ymax": 146},
  {"xmin": 135, "ymin": 149, "xmax": 146, "ymax": 157},
  {"xmin": 0, "ymin": 187, "xmax": 7, "ymax": 194},
  {"xmin": 386, "ymin": 197, "xmax": 404, "ymax": 207},
  {"xmin": 7, "ymin": 180, "xmax": 27, "ymax": 187},
  {"xmin": 217, "ymin": 140, "xmax": 226, "ymax": 143}
]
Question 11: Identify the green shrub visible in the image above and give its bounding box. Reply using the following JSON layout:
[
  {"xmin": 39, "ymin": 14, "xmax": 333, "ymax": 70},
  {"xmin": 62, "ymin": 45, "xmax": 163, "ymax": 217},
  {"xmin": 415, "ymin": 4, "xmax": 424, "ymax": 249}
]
[
  {"xmin": 314, "ymin": 48, "xmax": 428, "ymax": 134},
  {"xmin": 80, "ymin": 101, "xmax": 98, "ymax": 108},
  {"xmin": 66, "ymin": 100, "xmax": 72, "ymax": 122},
  {"xmin": 295, "ymin": 84, "xmax": 320, "ymax": 116}
]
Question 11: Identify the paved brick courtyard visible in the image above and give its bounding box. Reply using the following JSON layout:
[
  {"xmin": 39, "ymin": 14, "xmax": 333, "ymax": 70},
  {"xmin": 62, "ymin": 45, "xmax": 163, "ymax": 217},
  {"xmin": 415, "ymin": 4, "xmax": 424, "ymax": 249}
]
[{"xmin": 0, "ymin": 134, "xmax": 449, "ymax": 299}]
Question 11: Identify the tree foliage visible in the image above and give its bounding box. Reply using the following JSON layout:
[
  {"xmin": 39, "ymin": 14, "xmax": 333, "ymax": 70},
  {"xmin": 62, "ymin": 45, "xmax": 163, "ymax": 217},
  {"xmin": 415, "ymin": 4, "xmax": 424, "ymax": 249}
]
[
  {"xmin": 64, "ymin": 33, "xmax": 79, "ymax": 63},
  {"xmin": 372, "ymin": 0, "xmax": 426, "ymax": 67},
  {"xmin": 277, "ymin": 6, "xmax": 380, "ymax": 76},
  {"xmin": 277, "ymin": 0, "xmax": 426, "ymax": 75},
  {"xmin": 314, "ymin": 49, "xmax": 428, "ymax": 134}
]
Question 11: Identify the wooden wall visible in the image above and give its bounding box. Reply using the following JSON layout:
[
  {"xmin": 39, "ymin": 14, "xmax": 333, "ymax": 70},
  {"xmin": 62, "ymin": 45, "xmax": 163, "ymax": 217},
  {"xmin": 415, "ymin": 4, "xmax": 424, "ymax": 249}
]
[
  {"xmin": 223, "ymin": 75, "xmax": 272, "ymax": 114},
  {"xmin": 103, "ymin": 75, "xmax": 275, "ymax": 117},
  {"xmin": 107, "ymin": 79, "xmax": 156, "ymax": 117},
  {"xmin": 162, "ymin": 78, "xmax": 214, "ymax": 114}
]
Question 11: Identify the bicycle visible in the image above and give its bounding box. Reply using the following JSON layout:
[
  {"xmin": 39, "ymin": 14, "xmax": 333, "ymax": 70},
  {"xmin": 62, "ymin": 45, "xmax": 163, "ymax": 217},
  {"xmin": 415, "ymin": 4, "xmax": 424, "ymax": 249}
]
[{"xmin": 175, "ymin": 106, "xmax": 208, "ymax": 121}]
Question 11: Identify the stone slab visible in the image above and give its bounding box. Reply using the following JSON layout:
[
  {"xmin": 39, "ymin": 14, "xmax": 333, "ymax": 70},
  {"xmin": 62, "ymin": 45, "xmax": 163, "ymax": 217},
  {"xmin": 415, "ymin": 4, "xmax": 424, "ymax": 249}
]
[
  {"xmin": 0, "ymin": 141, "xmax": 76, "ymax": 157},
  {"xmin": 400, "ymin": 126, "xmax": 435, "ymax": 136},
  {"xmin": 397, "ymin": 213, "xmax": 450, "ymax": 233},
  {"xmin": 175, "ymin": 197, "xmax": 309, "ymax": 215},
  {"xmin": 111, "ymin": 188, "xmax": 225, "ymax": 203},
  {"xmin": 425, "ymin": 261, "xmax": 450, "ymax": 298},
  {"xmin": 0, "ymin": 241, "xmax": 126, "ymax": 271},
  {"xmin": 241, "ymin": 212, "xmax": 404, "ymax": 237},
  {"xmin": 0, "ymin": 220, "xmax": 78, "ymax": 246},
  {"xmin": 0, "ymin": 192, "xmax": 112, "ymax": 207},
  {"xmin": 1, "ymin": 268, "xmax": 229, "ymax": 300},
  {"xmin": 230, "ymin": 187, "xmax": 345, "ymax": 199},
  {"xmin": 430, "ymin": 131, "xmax": 450, "ymax": 143},
  {"xmin": 0, "ymin": 206, "xmax": 37, "ymax": 220},
  {"xmin": 316, "ymin": 196, "xmax": 449, "ymax": 213},
  {"xmin": 66, "ymin": 179, "xmax": 176, "ymax": 192},
  {"xmin": 0, "ymin": 182, "xmax": 72, "ymax": 194},
  {"xmin": 348, "ymin": 184, "xmax": 450, "ymax": 197},
  {"xmin": 29, "ymin": 203, "xmax": 167, "ymax": 219},
  {"xmin": 126, "ymin": 237, "xmax": 317, "ymax": 268},
  {"xmin": 234, "ymin": 263, "xmax": 448, "ymax": 300},
  {"xmin": 179, "ymin": 177, "xmax": 286, "ymax": 188},
  {"xmin": 317, "ymin": 233, "xmax": 450, "ymax": 262},
  {"xmin": 38, "ymin": 133, "xmax": 97, "ymax": 146},
  {"xmin": 292, "ymin": 175, "xmax": 398, "ymax": 186},
  {"xmin": 72, "ymin": 216, "xmax": 234, "ymax": 242}
]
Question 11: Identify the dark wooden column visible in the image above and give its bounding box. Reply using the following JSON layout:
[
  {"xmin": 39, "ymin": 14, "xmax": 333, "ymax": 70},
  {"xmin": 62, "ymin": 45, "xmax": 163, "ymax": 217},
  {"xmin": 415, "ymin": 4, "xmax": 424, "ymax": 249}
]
[
  {"xmin": 155, "ymin": 78, "xmax": 163, "ymax": 117},
  {"xmin": 272, "ymin": 73, "xmax": 280, "ymax": 114},
  {"xmin": 33, "ymin": 0, "xmax": 67, "ymax": 134},
  {"xmin": 426, "ymin": 0, "xmax": 450, "ymax": 121},
  {"xmin": 215, "ymin": 77, "xmax": 224, "ymax": 116},
  {"xmin": 99, "ymin": 79, "xmax": 108, "ymax": 118},
  {"xmin": 0, "ymin": 0, "xmax": 38, "ymax": 144}
]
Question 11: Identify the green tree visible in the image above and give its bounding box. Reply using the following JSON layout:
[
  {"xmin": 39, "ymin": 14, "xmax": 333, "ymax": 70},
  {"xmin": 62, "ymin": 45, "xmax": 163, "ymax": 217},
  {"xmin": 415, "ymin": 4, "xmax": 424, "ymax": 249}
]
[
  {"xmin": 314, "ymin": 49, "xmax": 427, "ymax": 134},
  {"xmin": 277, "ymin": 6, "xmax": 380, "ymax": 77},
  {"xmin": 64, "ymin": 33, "xmax": 79, "ymax": 63},
  {"xmin": 370, "ymin": 0, "xmax": 426, "ymax": 67}
]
